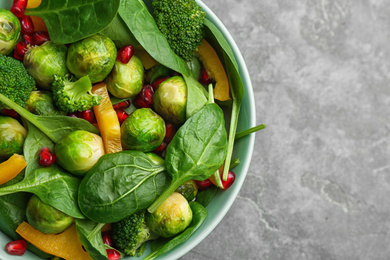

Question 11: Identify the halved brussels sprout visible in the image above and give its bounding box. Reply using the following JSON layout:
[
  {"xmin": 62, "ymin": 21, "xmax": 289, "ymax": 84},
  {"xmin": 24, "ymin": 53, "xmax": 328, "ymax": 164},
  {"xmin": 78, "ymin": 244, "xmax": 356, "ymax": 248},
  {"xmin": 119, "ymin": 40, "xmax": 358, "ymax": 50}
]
[
  {"xmin": 153, "ymin": 76, "xmax": 187, "ymax": 125},
  {"xmin": 23, "ymin": 41, "xmax": 69, "ymax": 90},
  {"xmin": 0, "ymin": 116, "xmax": 27, "ymax": 159},
  {"xmin": 55, "ymin": 130, "xmax": 105, "ymax": 176},
  {"xmin": 145, "ymin": 192, "xmax": 193, "ymax": 238},
  {"xmin": 105, "ymin": 55, "xmax": 144, "ymax": 98},
  {"xmin": 26, "ymin": 195, "xmax": 74, "ymax": 234},
  {"xmin": 66, "ymin": 34, "xmax": 117, "ymax": 83},
  {"xmin": 121, "ymin": 108, "xmax": 166, "ymax": 152},
  {"xmin": 0, "ymin": 9, "xmax": 20, "ymax": 55}
]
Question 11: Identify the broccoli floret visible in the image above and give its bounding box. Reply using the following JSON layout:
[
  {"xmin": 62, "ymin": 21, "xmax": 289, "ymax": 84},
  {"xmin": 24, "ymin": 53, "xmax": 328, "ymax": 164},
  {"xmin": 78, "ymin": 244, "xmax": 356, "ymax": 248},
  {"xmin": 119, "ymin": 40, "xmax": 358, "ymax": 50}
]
[
  {"xmin": 51, "ymin": 75, "xmax": 102, "ymax": 113},
  {"xmin": 111, "ymin": 210, "xmax": 158, "ymax": 256},
  {"xmin": 152, "ymin": 0, "xmax": 206, "ymax": 61},
  {"xmin": 0, "ymin": 54, "xmax": 36, "ymax": 109}
]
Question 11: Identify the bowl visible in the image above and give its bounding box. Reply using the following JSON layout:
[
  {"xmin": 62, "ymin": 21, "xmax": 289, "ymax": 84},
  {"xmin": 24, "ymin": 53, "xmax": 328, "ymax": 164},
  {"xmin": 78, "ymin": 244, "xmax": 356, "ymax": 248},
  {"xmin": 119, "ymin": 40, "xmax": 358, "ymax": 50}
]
[{"xmin": 0, "ymin": 1, "xmax": 256, "ymax": 259}]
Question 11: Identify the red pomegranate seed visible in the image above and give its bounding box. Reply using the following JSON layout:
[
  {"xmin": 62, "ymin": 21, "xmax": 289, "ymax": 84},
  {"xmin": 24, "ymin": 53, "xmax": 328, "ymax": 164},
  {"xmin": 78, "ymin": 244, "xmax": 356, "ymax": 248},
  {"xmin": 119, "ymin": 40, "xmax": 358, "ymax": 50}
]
[
  {"xmin": 116, "ymin": 109, "xmax": 128, "ymax": 124},
  {"xmin": 11, "ymin": 0, "xmax": 27, "ymax": 18},
  {"xmin": 22, "ymin": 34, "xmax": 33, "ymax": 45},
  {"xmin": 106, "ymin": 249, "xmax": 121, "ymax": 260},
  {"xmin": 101, "ymin": 231, "xmax": 112, "ymax": 246},
  {"xmin": 133, "ymin": 96, "xmax": 148, "ymax": 108},
  {"xmin": 5, "ymin": 239, "xmax": 27, "ymax": 256},
  {"xmin": 14, "ymin": 41, "xmax": 27, "ymax": 60},
  {"xmin": 1, "ymin": 109, "xmax": 19, "ymax": 118},
  {"xmin": 117, "ymin": 45, "xmax": 135, "ymax": 64},
  {"xmin": 67, "ymin": 111, "xmax": 80, "ymax": 118},
  {"xmin": 151, "ymin": 76, "xmax": 169, "ymax": 91},
  {"xmin": 80, "ymin": 109, "xmax": 96, "ymax": 124},
  {"xmin": 112, "ymin": 99, "xmax": 131, "ymax": 110},
  {"xmin": 154, "ymin": 141, "xmax": 167, "ymax": 154},
  {"xmin": 39, "ymin": 147, "xmax": 56, "ymax": 166},
  {"xmin": 31, "ymin": 31, "xmax": 50, "ymax": 46},
  {"xmin": 199, "ymin": 67, "xmax": 212, "ymax": 85},
  {"xmin": 221, "ymin": 170, "xmax": 236, "ymax": 189},
  {"xmin": 164, "ymin": 122, "xmax": 176, "ymax": 143},
  {"xmin": 134, "ymin": 85, "xmax": 154, "ymax": 108},
  {"xmin": 195, "ymin": 179, "xmax": 214, "ymax": 190},
  {"xmin": 20, "ymin": 15, "xmax": 34, "ymax": 34}
]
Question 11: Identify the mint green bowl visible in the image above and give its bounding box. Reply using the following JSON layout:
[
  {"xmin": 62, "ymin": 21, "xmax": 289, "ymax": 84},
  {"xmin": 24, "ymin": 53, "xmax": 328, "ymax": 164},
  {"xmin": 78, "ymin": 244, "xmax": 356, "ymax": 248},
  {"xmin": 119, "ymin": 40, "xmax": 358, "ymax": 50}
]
[{"xmin": 0, "ymin": 1, "xmax": 256, "ymax": 259}]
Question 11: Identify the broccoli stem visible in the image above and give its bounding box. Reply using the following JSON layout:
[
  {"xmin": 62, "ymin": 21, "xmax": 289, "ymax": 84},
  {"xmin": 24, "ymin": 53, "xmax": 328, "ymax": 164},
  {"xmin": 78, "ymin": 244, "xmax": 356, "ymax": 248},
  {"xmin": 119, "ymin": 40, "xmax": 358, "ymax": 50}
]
[{"xmin": 0, "ymin": 93, "xmax": 57, "ymax": 142}]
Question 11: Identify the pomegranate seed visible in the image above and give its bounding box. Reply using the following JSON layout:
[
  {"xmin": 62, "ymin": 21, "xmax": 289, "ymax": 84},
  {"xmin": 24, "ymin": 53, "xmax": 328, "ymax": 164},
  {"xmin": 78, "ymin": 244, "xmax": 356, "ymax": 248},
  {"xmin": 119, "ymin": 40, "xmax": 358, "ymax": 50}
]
[
  {"xmin": 116, "ymin": 109, "xmax": 128, "ymax": 125},
  {"xmin": 67, "ymin": 111, "xmax": 80, "ymax": 118},
  {"xmin": 199, "ymin": 67, "xmax": 212, "ymax": 85},
  {"xmin": 154, "ymin": 141, "xmax": 167, "ymax": 154},
  {"xmin": 11, "ymin": 0, "xmax": 27, "ymax": 17},
  {"xmin": 5, "ymin": 239, "xmax": 27, "ymax": 256},
  {"xmin": 221, "ymin": 171, "xmax": 236, "ymax": 189},
  {"xmin": 164, "ymin": 122, "xmax": 176, "ymax": 143},
  {"xmin": 20, "ymin": 15, "xmax": 34, "ymax": 34},
  {"xmin": 134, "ymin": 85, "xmax": 154, "ymax": 108},
  {"xmin": 31, "ymin": 31, "xmax": 50, "ymax": 46},
  {"xmin": 106, "ymin": 249, "xmax": 121, "ymax": 260},
  {"xmin": 101, "ymin": 231, "xmax": 112, "ymax": 246},
  {"xmin": 22, "ymin": 34, "xmax": 33, "ymax": 45},
  {"xmin": 117, "ymin": 45, "xmax": 135, "ymax": 64},
  {"xmin": 151, "ymin": 76, "xmax": 169, "ymax": 91},
  {"xmin": 13, "ymin": 41, "xmax": 27, "ymax": 60},
  {"xmin": 112, "ymin": 99, "xmax": 131, "ymax": 110},
  {"xmin": 1, "ymin": 109, "xmax": 19, "ymax": 118},
  {"xmin": 39, "ymin": 147, "xmax": 56, "ymax": 166},
  {"xmin": 195, "ymin": 179, "xmax": 214, "ymax": 190},
  {"xmin": 80, "ymin": 109, "xmax": 96, "ymax": 124}
]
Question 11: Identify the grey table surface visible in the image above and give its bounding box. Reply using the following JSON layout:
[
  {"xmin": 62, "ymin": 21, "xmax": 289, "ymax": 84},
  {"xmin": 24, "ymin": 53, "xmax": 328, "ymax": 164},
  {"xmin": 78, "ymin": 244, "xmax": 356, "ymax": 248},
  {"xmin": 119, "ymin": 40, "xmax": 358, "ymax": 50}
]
[{"xmin": 182, "ymin": 0, "xmax": 390, "ymax": 259}]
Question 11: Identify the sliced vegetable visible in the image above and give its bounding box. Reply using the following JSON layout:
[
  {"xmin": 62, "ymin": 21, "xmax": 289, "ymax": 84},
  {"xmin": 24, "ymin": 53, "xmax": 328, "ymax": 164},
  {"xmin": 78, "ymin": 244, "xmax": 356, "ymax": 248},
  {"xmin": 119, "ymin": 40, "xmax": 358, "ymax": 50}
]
[
  {"xmin": 0, "ymin": 154, "xmax": 26, "ymax": 185},
  {"xmin": 195, "ymin": 39, "xmax": 230, "ymax": 101},
  {"xmin": 91, "ymin": 82, "xmax": 122, "ymax": 154},
  {"xmin": 16, "ymin": 222, "xmax": 93, "ymax": 260}
]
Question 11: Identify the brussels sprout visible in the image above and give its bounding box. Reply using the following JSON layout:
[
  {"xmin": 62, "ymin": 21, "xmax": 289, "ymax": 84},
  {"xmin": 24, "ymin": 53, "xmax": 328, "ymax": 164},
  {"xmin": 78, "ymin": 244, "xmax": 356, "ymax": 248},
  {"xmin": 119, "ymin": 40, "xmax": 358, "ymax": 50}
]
[
  {"xmin": 153, "ymin": 76, "xmax": 187, "ymax": 125},
  {"xmin": 26, "ymin": 195, "xmax": 74, "ymax": 234},
  {"xmin": 145, "ymin": 192, "xmax": 192, "ymax": 238},
  {"xmin": 175, "ymin": 180, "xmax": 198, "ymax": 201},
  {"xmin": 105, "ymin": 55, "xmax": 144, "ymax": 98},
  {"xmin": 23, "ymin": 41, "xmax": 69, "ymax": 90},
  {"xmin": 0, "ymin": 116, "xmax": 27, "ymax": 159},
  {"xmin": 0, "ymin": 9, "xmax": 20, "ymax": 55},
  {"xmin": 121, "ymin": 108, "xmax": 166, "ymax": 152},
  {"xmin": 66, "ymin": 34, "xmax": 117, "ymax": 83},
  {"xmin": 55, "ymin": 130, "xmax": 105, "ymax": 176},
  {"xmin": 145, "ymin": 152, "xmax": 165, "ymax": 166},
  {"xmin": 25, "ymin": 90, "xmax": 65, "ymax": 116}
]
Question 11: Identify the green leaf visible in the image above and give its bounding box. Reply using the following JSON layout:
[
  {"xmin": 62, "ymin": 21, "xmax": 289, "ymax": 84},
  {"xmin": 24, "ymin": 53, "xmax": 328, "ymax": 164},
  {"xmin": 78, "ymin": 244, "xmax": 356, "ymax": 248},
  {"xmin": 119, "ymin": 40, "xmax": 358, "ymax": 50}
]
[
  {"xmin": 0, "ymin": 166, "xmax": 84, "ymax": 219},
  {"xmin": 25, "ymin": 0, "xmax": 121, "ymax": 44},
  {"xmin": 203, "ymin": 19, "xmax": 245, "ymax": 181},
  {"xmin": 99, "ymin": 14, "xmax": 140, "ymax": 48},
  {"xmin": 183, "ymin": 74, "xmax": 208, "ymax": 119},
  {"xmin": 78, "ymin": 151, "xmax": 169, "ymax": 223},
  {"xmin": 75, "ymin": 219, "xmax": 107, "ymax": 260},
  {"xmin": 0, "ymin": 93, "xmax": 99, "ymax": 143},
  {"xmin": 144, "ymin": 202, "xmax": 208, "ymax": 260},
  {"xmin": 148, "ymin": 103, "xmax": 227, "ymax": 213},
  {"xmin": 195, "ymin": 186, "xmax": 218, "ymax": 208}
]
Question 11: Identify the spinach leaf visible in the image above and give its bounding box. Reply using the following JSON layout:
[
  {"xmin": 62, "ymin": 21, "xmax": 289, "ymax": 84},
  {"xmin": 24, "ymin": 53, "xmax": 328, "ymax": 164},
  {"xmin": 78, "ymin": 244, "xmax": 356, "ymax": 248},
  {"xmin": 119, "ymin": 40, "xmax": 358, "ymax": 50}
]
[
  {"xmin": 25, "ymin": 0, "xmax": 121, "ymax": 44},
  {"xmin": 148, "ymin": 103, "xmax": 227, "ymax": 213},
  {"xmin": 0, "ymin": 166, "xmax": 84, "ymax": 219},
  {"xmin": 75, "ymin": 219, "xmax": 107, "ymax": 260},
  {"xmin": 117, "ymin": 0, "xmax": 207, "ymax": 118},
  {"xmin": 144, "ymin": 202, "xmax": 208, "ymax": 260},
  {"xmin": 203, "ymin": 19, "xmax": 245, "ymax": 180},
  {"xmin": 99, "ymin": 14, "xmax": 140, "ymax": 48},
  {"xmin": 195, "ymin": 186, "xmax": 219, "ymax": 208},
  {"xmin": 78, "ymin": 151, "xmax": 169, "ymax": 223},
  {"xmin": 0, "ymin": 93, "xmax": 99, "ymax": 143}
]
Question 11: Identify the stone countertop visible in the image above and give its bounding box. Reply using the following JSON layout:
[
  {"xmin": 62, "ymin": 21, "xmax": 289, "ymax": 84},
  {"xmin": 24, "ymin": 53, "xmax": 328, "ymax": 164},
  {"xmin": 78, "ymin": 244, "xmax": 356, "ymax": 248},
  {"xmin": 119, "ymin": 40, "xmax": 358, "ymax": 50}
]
[{"xmin": 182, "ymin": 0, "xmax": 390, "ymax": 259}]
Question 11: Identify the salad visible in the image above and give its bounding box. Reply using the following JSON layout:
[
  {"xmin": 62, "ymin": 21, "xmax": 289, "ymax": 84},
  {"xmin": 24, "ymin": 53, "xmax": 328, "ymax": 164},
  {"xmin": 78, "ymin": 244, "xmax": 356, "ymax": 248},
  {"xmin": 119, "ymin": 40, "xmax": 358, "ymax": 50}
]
[{"xmin": 0, "ymin": 0, "xmax": 265, "ymax": 259}]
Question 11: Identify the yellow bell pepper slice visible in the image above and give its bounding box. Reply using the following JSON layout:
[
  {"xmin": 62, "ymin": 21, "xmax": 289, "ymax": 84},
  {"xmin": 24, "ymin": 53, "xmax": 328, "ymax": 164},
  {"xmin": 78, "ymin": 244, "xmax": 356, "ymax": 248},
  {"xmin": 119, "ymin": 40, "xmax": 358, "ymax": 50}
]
[
  {"xmin": 195, "ymin": 39, "xmax": 231, "ymax": 101},
  {"xmin": 16, "ymin": 222, "xmax": 92, "ymax": 260},
  {"xmin": 91, "ymin": 82, "xmax": 122, "ymax": 154},
  {"xmin": 0, "ymin": 154, "xmax": 27, "ymax": 185},
  {"xmin": 135, "ymin": 47, "xmax": 158, "ymax": 70}
]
